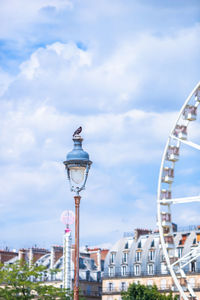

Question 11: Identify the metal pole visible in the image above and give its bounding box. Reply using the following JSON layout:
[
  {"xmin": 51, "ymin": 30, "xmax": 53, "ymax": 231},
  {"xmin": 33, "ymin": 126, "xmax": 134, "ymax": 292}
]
[{"xmin": 74, "ymin": 195, "xmax": 80, "ymax": 300}]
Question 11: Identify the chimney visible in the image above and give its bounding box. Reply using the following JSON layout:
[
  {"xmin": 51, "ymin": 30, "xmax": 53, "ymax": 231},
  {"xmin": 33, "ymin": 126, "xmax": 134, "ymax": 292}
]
[
  {"xmin": 97, "ymin": 249, "xmax": 101, "ymax": 271},
  {"xmin": 134, "ymin": 228, "xmax": 152, "ymax": 241},
  {"xmin": 18, "ymin": 249, "xmax": 27, "ymax": 265},
  {"xmin": 29, "ymin": 248, "xmax": 33, "ymax": 266},
  {"xmin": 50, "ymin": 246, "xmax": 63, "ymax": 269},
  {"xmin": 86, "ymin": 248, "xmax": 102, "ymax": 271}
]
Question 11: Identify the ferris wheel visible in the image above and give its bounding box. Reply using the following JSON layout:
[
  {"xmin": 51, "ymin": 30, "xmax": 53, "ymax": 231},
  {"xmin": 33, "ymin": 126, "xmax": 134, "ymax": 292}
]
[{"xmin": 157, "ymin": 82, "xmax": 200, "ymax": 300}]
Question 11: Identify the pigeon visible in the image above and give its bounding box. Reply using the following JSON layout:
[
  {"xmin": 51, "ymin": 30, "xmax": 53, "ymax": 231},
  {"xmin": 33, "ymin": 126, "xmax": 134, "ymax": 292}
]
[{"xmin": 73, "ymin": 126, "xmax": 82, "ymax": 137}]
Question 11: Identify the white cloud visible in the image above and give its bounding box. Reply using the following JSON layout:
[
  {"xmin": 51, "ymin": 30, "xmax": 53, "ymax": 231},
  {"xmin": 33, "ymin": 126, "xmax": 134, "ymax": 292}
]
[
  {"xmin": 0, "ymin": 68, "xmax": 13, "ymax": 96},
  {"xmin": 0, "ymin": 97, "xmax": 176, "ymax": 167},
  {"xmin": 3, "ymin": 23, "xmax": 199, "ymax": 116},
  {"xmin": 0, "ymin": 0, "xmax": 72, "ymax": 39},
  {"xmin": 20, "ymin": 42, "xmax": 92, "ymax": 81}
]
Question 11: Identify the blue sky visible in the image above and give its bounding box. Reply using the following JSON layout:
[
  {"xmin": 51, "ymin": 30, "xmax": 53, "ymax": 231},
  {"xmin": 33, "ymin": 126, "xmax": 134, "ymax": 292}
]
[{"xmin": 0, "ymin": 0, "xmax": 200, "ymax": 250}]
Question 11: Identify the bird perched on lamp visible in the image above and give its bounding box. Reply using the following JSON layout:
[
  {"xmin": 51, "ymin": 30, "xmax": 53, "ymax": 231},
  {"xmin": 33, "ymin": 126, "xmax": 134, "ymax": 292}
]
[{"xmin": 73, "ymin": 126, "xmax": 82, "ymax": 137}]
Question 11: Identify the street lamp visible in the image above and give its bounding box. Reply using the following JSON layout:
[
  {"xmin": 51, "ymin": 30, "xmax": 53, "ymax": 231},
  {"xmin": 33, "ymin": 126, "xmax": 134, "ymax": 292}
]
[{"xmin": 63, "ymin": 130, "xmax": 92, "ymax": 300}]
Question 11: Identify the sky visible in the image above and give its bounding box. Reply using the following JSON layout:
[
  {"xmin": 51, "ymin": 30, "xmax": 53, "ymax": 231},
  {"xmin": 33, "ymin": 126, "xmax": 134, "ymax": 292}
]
[{"xmin": 0, "ymin": 0, "xmax": 200, "ymax": 251}]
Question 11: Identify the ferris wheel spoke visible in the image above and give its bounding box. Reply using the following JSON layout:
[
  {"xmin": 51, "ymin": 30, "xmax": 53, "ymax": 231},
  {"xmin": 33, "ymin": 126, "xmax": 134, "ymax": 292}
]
[
  {"xmin": 159, "ymin": 195, "xmax": 200, "ymax": 205},
  {"xmin": 172, "ymin": 246, "xmax": 200, "ymax": 268},
  {"xmin": 187, "ymin": 284, "xmax": 196, "ymax": 298},
  {"xmin": 170, "ymin": 135, "xmax": 200, "ymax": 151},
  {"xmin": 180, "ymin": 252, "xmax": 200, "ymax": 269}
]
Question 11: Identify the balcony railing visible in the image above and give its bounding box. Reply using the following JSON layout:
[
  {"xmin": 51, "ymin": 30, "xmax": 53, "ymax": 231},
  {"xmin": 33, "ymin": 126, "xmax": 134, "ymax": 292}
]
[
  {"xmin": 81, "ymin": 290, "xmax": 102, "ymax": 297},
  {"xmin": 103, "ymin": 268, "xmax": 169, "ymax": 279},
  {"xmin": 103, "ymin": 267, "xmax": 200, "ymax": 279},
  {"xmin": 102, "ymin": 284, "xmax": 200, "ymax": 295},
  {"xmin": 102, "ymin": 285, "xmax": 171, "ymax": 295}
]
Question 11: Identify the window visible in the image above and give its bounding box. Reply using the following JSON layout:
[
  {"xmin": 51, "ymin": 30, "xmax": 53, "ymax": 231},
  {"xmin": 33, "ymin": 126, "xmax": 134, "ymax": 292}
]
[
  {"xmin": 135, "ymin": 251, "xmax": 141, "ymax": 262},
  {"xmin": 161, "ymin": 254, "xmax": 165, "ymax": 261},
  {"xmin": 123, "ymin": 252, "xmax": 128, "ymax": 263},
  {"xmin": 121, "ymin": 265, "xmax": 127, "ymax": 276},
  {"xmin": 189, "ymin": 278, "xmax": 195, "ymax": 288},
  {"xmin": 110, "ymin": 252, "xmax": 116, "ymax": 264},
  {"xmin": 134, "ymin": 264, "xmax": 141, "ymax": 276},
  {"xmin": 178, "ymin": 247, "xmax": 183, "ymax": 258},
  {"xmin": 160, "ymin": 279, "xmax": 166, "ymax": 290},
  {"xmin": 51, "ymin": 273, "xmax": 56, "ymax": 281},
  {"xmin": 179, "ymin": 234, "xmax": 187, "ymax": 246},
  {"xmin": 121, "ymin": 282, "xmax": 126, "ymax": 291},
  {"xmin": 108, "ymin": 267, "xmax": 115, "ymax": 277},
  {"xmin": 86, "ymin": 271, "xmax": 90, "ymax": 281},
  {"xmin": 191, "ymin": 261, "xmax": 196, "ymax": 272},
  {"xmin": 161, "ymin": 262, "xmax": 168, "ymax": 275},
  {"xmin": 124, "ymin": 242, "xmax": 129, "ymax": 249},
  {"xmin": 147, "ymin": 280, "xmax": 153, "ymax": 286},
  {"xmin": 108, "ymin": 282, "xmax": 113, "ymax": 292},
  {"xmin": 147, "ymin": 264, "xmax": 154, "ymax": 275},
  {"xmin": 150, "ymin": 240, "xmax": 155, "ymax": 248},
  {"xmin": 148, "ymin": 250, "xmax": 155, "ymax": 261},
  {"xmin": 197, "ymin": 233, "xmax": 200, "ymax": 243},
  {"xmin": 97, "ymin": 271, "xmax": 101, "ymax": 282}
]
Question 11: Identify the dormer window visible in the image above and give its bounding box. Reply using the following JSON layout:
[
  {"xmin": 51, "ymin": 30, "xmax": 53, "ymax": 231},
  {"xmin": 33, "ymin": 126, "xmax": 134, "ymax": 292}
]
[
  {"xmin": 110, "ymin": 252, "xmax": 116, "ymax": 264},
  {"xmin": 122, "ymin": 252, "xmax": 128, "ymax": 264},
  {"xmin": 124, "ymin": 242, "xmax": 129, "ymax": 249},
  {"xmin": 148, "ymin": 250, "xmax": 155, "ymax": 261},
  {"xmin": 135, "ymin": 251, "xmax": 141, "ymax": 262},
  {"xmin": 196, "ymin": 233, "xmax": 200, "ymax": 243},
  {"xmin": 178, "ymin": 247, "xmax": 183, "ymax": 258},
  {"xmin": 137, "ymin": 241, "xmax": 142, "ymax": 248},
  {"xmin": 150, "ymin": 240, "xmax": 155, "ymax": 248}
]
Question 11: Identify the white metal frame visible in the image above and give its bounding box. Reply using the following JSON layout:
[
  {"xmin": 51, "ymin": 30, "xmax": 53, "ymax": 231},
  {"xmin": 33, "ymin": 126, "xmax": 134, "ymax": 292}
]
[{"xmin": 157, "ymin": 82, "xmax": 200, "ymax": 300}]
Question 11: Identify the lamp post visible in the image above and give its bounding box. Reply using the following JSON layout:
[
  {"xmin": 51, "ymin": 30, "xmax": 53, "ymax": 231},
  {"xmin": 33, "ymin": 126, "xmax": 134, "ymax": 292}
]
[{"xmin": 64, "ymin": 131, "xmax": 92, "ymax": 300}]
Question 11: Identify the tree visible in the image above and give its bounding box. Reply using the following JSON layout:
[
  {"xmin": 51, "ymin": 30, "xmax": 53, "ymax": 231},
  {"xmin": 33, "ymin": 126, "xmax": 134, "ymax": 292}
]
[
  {"xmin": 121, "ymin": 282, "xmax": 178, "ymax": 300},
  {"xmin": 0, "ymin": 262, "xmax": 70, "ymax": 299}
]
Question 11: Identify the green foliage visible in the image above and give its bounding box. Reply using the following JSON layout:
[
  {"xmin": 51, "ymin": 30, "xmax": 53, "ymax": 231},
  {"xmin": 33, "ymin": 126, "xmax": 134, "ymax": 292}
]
[
  {"xmin": 0, "ymin": 262, "xmax": 71, "ymax": 299},
  {"xmin": 121, "ymin": 282, "xmax": 178, "ymax": 300}
]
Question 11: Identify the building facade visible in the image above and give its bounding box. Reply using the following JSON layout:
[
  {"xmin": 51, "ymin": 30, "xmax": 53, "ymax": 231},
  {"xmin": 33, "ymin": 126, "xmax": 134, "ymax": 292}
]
[
  {"xmin": 2, "ymin": 245, "xmax": 108, "ymax": 300},
  {"xmin": 102, "ymin": 227, "xmax": 200, "ymax": 300}
]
